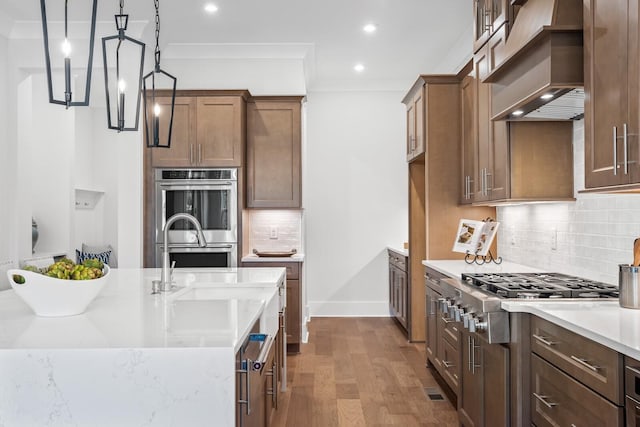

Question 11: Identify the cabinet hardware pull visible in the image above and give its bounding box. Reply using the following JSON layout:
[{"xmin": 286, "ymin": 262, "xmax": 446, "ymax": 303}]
[
  {"xmin": 533, "ymin": 392, "xmax": 557, "ymax": 409},
  {"xmin": 613, "ymin": 126, "xmax": 618, "ymax": 176},
  {"xmin": 485, "ymin": 170, "xmax": 492, "ymax": 192},
  {"xmin": 442, "ymin": 360, "xmax": 454, "ymax": 368},
  {"xmin": 570, "ymin": 355, "xmax": 600, "ymax": 372},
  {"xmin": 468, "ymin": 335, "xmax": 472, "ymax": 372},
  {"xmin": 471, "ymin": 336, "xmax": 477, "ymax": 374},
  {"xmin": 441, "ymin": 316, "xmax": 455, "ymax": 324},
  {"xmin": 190, "ymin": 144, "xmax": 194, "ymax": 165},
  {"xmin": 532, "ymin": 334, "xmax": 558, "ymax": 347},
  {"xmin": 198, "ymin": 144, "xmax": 202, "ymax": 165},
  {"xmin": 236, "ymin": 360, "xmax": 252, "ymax": 415},
  {"xmin": 624, "ymin": 123, "xmax": 629, "ymax": 175},
  {"xmin": 627, "ymin": 366, "xmax": 640, "ymax": 377}
]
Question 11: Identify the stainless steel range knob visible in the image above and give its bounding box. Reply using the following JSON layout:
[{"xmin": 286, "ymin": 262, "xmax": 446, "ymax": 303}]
[
  {"xmin": 441, "ymin": 299, "xmax": 451, "ymax": 313},
  {"xmin": 462, "ymin": 312, "xmax": 474, "ymax": 328},
  {"xmin": 475, "ymin": 320, "xmax": 488, "ymax": 333},
  {"xmin": 468, "ymin": 315, "xmax": 480, "ymax": 333},
  {"xmin": 454, "ymin": 306, "xmax": 464, "ymax": 322},
  {"xmin": 448, "ymin": 304, "xmax": 457, "ymax": 318}
]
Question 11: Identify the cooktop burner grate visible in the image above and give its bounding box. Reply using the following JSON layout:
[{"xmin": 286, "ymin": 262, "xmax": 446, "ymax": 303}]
[{"xmin": 461, "ymin": 272, "xmax": 619, "ymax": 299}]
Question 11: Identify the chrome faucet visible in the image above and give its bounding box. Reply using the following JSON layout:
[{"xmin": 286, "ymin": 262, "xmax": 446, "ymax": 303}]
[{"xmin": 159, "ymin": 213, "xmax": 207, "ymax": 291}]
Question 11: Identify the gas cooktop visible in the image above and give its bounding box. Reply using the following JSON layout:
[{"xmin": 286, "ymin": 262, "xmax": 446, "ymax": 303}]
[{"xmin": 461, "ymin": 272, "xmax": 619, "ymax": 299}]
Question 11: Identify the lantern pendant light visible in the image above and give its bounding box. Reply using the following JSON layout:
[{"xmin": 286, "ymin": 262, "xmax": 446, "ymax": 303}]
[
  {"xmin": 143, "ymin": 0, "xmax": 177, "ymax": 148},
  {"xmin": 40, "ymin": 0, "xmax": 98, "ymax": 108},
  {"xmin": 102, "ymin": 0, "xmax": 145, "ymax": 132}
]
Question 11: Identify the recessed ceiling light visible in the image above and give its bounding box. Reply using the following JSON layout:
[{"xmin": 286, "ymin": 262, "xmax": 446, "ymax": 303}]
[
  {"xmin": 512, "ymin": 110, "xmax": 524, "ymax": 116},
  {"xmin": 363, "ymin": 24, "xmax": 377, "ymax": 33},
  {"xmin": 540, "ymin": 93, "xmax": 554, "ymax": 100},
  {"xmin": 354, "ymin": 63, "xmax": 365, "ymax": 73},
  {"xmin": 204, "ymin": 3, "xmax": 218, "ymax": 14}
]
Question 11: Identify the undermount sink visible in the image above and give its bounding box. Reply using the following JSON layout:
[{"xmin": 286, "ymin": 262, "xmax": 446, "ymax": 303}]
[
  {"xmin": 171, "ymin": 286, "xmax": 275, "ymax": 302},
  {"xmin": 166, "ymin": 285, "xmax": 281, "ymax": 339}
]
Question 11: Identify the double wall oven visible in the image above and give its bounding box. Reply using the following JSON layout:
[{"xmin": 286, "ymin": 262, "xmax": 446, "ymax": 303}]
[{"xmin": 154, "ymin": 168, "xmax": 238, "ymax": 268}]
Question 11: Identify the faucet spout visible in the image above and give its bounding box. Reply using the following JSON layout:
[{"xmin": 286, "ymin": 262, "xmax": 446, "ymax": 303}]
[{"xmin": 159, "ymin": 213, "xmax": 207, "ymax": 291}]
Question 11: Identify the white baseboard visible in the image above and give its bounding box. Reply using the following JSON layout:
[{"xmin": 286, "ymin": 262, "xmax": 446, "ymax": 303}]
[{"xmin": 308, "ymin": 300, "xmax": 390, "ymax": 317}]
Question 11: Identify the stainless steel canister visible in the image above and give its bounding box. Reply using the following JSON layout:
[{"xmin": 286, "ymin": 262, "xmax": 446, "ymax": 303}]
[{"xmin": 619, "ymin": 264, "xmax": 640, "ymax": 309}]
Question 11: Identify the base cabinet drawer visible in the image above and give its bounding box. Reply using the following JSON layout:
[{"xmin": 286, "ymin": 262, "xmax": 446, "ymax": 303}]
[
  {"xmin": 531, "ymin": 316, "xmax": 624, "ymax": 404},
  {"xmin": 441, "ymin": 335, "xmax": 460, "ymax": 395},
  {"xmin": 531, "ymin": 354, "xmax": 623, "ymax": 427}
]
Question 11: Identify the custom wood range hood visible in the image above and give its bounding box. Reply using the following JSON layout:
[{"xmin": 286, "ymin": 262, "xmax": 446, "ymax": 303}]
[{"xmin": 484, "ymin": 0, "xmax": 584, "ymax": 120}]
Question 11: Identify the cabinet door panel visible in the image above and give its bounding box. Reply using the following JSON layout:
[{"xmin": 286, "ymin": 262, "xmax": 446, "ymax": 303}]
[
  {"xmin": 150, "ymin": 97, "xmax": 197, "ymax": 167},
  {"xmin": 197, "ymin": 97, "xmax": 243, "ymax": 167},
  {"xmin": 584, "ymin": 0, "xmax": 628, "ymax": 188},
  {"xmin": 474, "ymin": 47, "xmax": 491, "ymax": 202},
  {"xmin": 460, "ymin": 75, "xmax": 476, "ymax": 204},
  {"xmin": 628, "ymin": 396, "xmax": 640, "ymax": 427},
  {"xmin": 459, "ymin": 331, "xmax": 482, "ymax": 427},
  {"xmin": 286, "ymin": 279, "xmax": 300, "ymax": 348},
  {"xmin": 483, "ymin": 342, "xmax": 509, "ymax": 427},
  {"xmin": 406, "ymin": 100, "xmax": 416, "ymax": 160},
  {"xmin": 246, "ymin": 101, "xmax": 301, "ymax": 208},
  {"xmin": 414, "ymin": 89, "xmax": 425, "ymax": 158}
]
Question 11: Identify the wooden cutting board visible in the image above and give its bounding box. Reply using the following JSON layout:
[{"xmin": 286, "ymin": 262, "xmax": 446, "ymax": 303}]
[
  {"xmin": 252, "ymin": 249, "xmax": 297, "ymax": 258},
  {"xmin": 634, "ymin": 238, "xmax": 640, "ymax": 266}
]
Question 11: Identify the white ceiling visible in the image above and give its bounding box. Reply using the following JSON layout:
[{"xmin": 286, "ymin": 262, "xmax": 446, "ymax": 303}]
[{"xmin": 0, "ymin": 0, "xmax": 472, "ymax": 91}]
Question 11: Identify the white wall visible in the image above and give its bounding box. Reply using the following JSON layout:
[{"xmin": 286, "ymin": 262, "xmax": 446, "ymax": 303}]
[
  {"xmin": 0, "ymin": 34, "xmax": 9, "ymax": 265},
  {"xmin": 304, "ymin": 91, "xmax": 407, "ymax": 316},
  {"xmin": 498, "ymin": 120, "xmax": 640, "ymax": 285}
]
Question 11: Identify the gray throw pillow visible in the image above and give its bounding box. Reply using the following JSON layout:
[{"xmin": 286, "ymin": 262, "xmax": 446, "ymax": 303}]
[{"xmin": 82, "ymin": 243, "xmax": 118, "ymax": 268}]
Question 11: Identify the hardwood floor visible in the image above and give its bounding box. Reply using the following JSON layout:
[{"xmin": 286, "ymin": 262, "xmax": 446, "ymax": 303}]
[{"xmin": 272, "ymin": 317, "xmax": 459, "ymax": 427}]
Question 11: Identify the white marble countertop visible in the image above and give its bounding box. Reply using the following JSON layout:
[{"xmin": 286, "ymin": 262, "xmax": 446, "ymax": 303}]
[
  {"xmin": 387, "ymin": 246, "xmax": 409, "ymax": 257},
  {"xmin": 0, "ymin": 267, "xmax": 286, "ymax": 426},
  {"xmin": 503, "ymin": 300, "xmax": 640, "ymax": 360},
  {"xmin": 241, "ymin": 253, "xmax": 305, "ymax": 263},
  {"xmin": 422, "ymin": 259, "xmax": 640, "ymax": 360},
  {"xmin": 0, "ymin": 267, "xmax": 286, "ymax": 353}
]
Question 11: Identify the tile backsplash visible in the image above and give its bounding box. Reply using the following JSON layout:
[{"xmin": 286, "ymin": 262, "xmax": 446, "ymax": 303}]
[
  {"xmin": 246, "ymin": 210, "xmax": 302, "ymax": 254},
  {"xmin": 497, "ymin": 120, "xmax": 640, "ymax": 285}
]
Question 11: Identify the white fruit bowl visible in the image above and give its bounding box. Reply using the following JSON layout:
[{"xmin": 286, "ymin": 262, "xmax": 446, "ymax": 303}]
[{"xmin": 7, "ymin": 265, "xmax": 110, "ymax": 317}]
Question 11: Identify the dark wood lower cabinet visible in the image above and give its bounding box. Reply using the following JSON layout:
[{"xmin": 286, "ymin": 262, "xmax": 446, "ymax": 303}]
[
  {"xmin": 241, "ymin": 261, "xmax": 302, "ymax": 353},
  {"xmin": 459, "ymin": 330, "xmax": 509, "ymax": 427},
  {"xmin": 531, "ymin": 354, "xmax": 623, "ymax": 427}
]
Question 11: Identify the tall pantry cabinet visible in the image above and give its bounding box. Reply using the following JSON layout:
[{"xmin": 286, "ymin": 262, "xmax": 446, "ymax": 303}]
[{"xmin": 402, "ymin": 75, "xmax": 495, "ymax": 342}]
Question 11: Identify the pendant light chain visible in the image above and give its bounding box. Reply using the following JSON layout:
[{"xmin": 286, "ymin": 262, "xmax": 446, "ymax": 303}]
[
  {"xmin": 119, "ymin": 0, "xmax": 124, "ymax": 16},
  {"xmin": 154, "ymin": 0, "xmax": 161, "ymax": 69},
  {"xmin": 64, "ymin": 0, "xmax": 68, "ymax": 38}
]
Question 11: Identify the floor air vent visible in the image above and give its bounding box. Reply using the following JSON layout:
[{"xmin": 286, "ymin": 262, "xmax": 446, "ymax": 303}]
[{"xmin": 423, "ymin": 387, "xmax": 444, "ymax": 401}]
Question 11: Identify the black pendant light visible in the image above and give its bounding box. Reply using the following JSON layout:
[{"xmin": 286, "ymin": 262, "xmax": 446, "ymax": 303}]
[
  {"xmin": 40, "ymin": 0, "xmax": 98, "ymax": 108},
  {"xmin": 102, "ymin": 0, "xmax": 145, "ymax": 132},
  {"xmin": 143, "ymin": 0, "xmax": 177, "ymax": 148}
]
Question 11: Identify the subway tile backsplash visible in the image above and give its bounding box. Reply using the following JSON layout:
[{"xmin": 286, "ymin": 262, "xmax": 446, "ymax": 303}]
[
  {"xmin": 246, "ymin": 210, "xmax": 302, "ymax": 253},
  {"xmin": 497, "ymin": 120, "xmax": 640, "ymax": 285}
]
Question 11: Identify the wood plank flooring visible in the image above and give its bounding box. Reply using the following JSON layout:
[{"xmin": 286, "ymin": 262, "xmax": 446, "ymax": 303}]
[{"xmin": 272, "ymin": 317, "xmax": 459, "ymax": 427}]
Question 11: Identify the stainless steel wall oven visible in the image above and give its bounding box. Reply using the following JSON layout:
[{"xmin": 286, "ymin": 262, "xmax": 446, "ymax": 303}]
[{"xmin": 154, "ymin": 168, "xmax": 238, "ymax": 267}]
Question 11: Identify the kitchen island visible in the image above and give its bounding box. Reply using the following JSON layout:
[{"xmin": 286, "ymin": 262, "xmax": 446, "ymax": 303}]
[{"xmin": 0, "ymin": 267, "xmax": 285, "ymax": 426}]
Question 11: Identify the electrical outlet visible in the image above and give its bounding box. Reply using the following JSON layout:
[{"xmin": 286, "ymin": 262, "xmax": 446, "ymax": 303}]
[
  {"xmin": 270, "ymin": 226, "xmax": 278, "ymax": 240},
  {"xmin": 509, "ymin": 226, "xmax": 516, "ymax": 246},
  {"xmin": 551, "ymin": 227, "xmax": 557, "ymax": 250}
]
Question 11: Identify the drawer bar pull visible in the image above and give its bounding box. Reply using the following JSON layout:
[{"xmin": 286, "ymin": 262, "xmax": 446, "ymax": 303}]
[
  {"xmin": 570, "ymin": 355, "xmax": 600, "ymax": 372},
  {"xmin": 533, "ymin": 334, "xmax": 558, "ymax": 346},
  {"xmin": 442, "ymin": 360, "xmax": 454, "ymax": 368},
  {"xmin": 441, "ymin": 316, "xmax": 456, "ymax": 324},
  {"xmin": 533, "ymin": 392, "xmax": 558, "ymax": 409}
]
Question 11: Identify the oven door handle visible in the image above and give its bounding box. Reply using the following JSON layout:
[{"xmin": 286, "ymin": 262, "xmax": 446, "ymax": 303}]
[
  {"xmin": 165, "ymin": 244, "xmax": 234, "ymax": 252},
  {"xmin": 159, "ymin": 184, "xmax": 234, "ymax": 191}
]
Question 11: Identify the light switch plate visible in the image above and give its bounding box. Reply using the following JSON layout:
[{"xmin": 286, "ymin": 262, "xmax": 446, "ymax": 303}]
[{"xmin": 270, "ymin": 226, "xmax": 278, "ymax": 240}]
